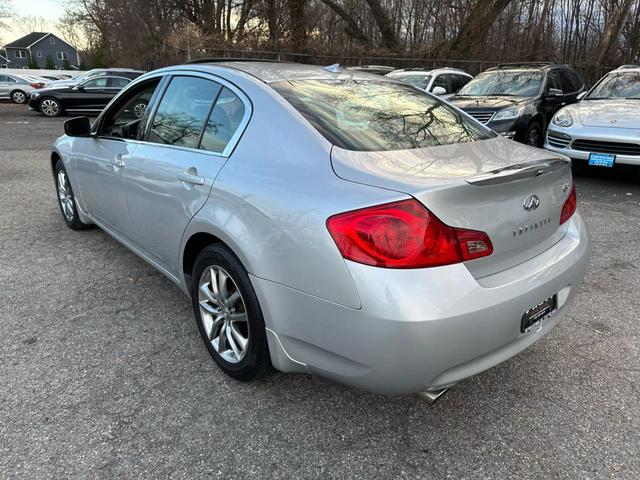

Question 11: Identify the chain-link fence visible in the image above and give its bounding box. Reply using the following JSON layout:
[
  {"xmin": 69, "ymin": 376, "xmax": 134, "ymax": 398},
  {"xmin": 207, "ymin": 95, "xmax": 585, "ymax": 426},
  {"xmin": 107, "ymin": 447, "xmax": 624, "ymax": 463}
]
[{"xmin": 198, "ymin": 48, "xmax": 616, "ymax": 87}]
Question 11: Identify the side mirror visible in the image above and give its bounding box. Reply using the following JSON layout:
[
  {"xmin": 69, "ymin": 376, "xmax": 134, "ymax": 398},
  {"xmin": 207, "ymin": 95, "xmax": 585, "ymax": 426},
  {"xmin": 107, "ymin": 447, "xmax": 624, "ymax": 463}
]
[
  {"xmin": 64, "ymin": 116, "xmax": 92, "ymax": 137},
  {"xmin": 73, "ymin": 85, "xmax": 84, "ymax": 91},
  {"xmin": 577, "ymin": 91, "xmax": 587, "ymax": 100},
  {"xmin": 431, "ymin": 86, "xmax": 447, "ymax": 96},
  {"xmin": 547, "ymin": 88, "xmax": 563, "ymax": 97}
]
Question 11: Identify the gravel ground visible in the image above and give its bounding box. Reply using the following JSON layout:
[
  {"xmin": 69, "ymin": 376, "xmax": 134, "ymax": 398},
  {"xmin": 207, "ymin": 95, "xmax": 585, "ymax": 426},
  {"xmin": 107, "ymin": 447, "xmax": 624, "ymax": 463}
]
[{"xmin": 1, "ymin": 102, "xmax": 639, "ymax": 479}]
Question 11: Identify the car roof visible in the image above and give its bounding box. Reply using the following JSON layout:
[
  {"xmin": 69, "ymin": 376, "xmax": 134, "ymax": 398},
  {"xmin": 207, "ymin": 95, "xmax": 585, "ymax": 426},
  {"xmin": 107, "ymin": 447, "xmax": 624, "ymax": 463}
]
[{"xmin": 187, "ymin": 61, "xmax": 393, "ymax": 84}]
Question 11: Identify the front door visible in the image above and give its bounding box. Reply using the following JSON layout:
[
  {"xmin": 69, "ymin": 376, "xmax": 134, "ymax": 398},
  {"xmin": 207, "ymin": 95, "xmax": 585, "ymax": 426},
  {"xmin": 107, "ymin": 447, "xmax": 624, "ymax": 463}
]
[
  {"xmin": 73, "ymin": 137, "xmax": 134, "ymax": 235},
  {"xmin": 124, "ymin": 74, "xmax": 249, "ymax": 276},
  {"xmin": 72, "ymin": 77, "xmax": 165, "ymax": 234},
  {"xmin": 542, "ymin": 70, "xmax": 567, "ymax": 126}
]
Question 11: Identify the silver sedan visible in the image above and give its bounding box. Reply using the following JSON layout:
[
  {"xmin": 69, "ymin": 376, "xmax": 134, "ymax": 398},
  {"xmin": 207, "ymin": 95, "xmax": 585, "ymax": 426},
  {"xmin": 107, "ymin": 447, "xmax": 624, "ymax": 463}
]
[
  {"xmin": 545, "ymin": 65, "xmax": 640, "ymax": 167},
  {"xmin": 50, "ymin": 61, "xmax": 590, "ymax": 400},
  {"xmin": 0, "ymin": 73, "xmax": 41, "ymax": 104}
]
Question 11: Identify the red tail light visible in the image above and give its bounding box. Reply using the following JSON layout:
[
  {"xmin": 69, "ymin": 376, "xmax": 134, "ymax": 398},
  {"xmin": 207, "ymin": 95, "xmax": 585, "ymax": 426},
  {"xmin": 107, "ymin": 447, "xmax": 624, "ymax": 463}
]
[
  {"xmin": 559, "ymin": 184, "xmax": 576, "ymax": 224},
  {"xmin": 326, "ymin": 199, "xmax": 493, "ymax": 268},
  {"xmin": 31, "ymin": 83, "xmax": 44, "ymax": 89}
]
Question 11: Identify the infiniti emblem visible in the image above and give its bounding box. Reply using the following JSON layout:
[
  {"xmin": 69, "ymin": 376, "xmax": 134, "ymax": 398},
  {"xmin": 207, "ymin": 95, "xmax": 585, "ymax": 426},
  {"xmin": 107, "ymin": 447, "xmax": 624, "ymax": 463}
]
[{"xmin": 523, "ymin": 194, "xmax": 540, "ymax": 211}]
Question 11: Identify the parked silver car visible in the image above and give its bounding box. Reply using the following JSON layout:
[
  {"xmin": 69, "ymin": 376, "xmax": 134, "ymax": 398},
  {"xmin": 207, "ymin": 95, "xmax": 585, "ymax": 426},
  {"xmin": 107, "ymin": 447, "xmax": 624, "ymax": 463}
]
[
  {"xmin": 51, "ymin": 61, "xmax": 590, "ymax": 399},
  {"xmin": 386, "ymin": 67, "xmax": 472, "ymax": 98},
  {"xmin": 545, "ymin": 65, "xmax": 640, "ymax": 167},
  {"xmin": 0, "ymin": 73, "xmax": 41, "ymax": 103}
]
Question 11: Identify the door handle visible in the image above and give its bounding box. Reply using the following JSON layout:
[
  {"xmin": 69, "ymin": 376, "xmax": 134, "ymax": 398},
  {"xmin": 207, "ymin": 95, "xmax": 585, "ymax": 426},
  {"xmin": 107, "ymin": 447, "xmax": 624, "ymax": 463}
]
[
  {"xmin": 112, "ymin": 154, "xmax": 125, "ymax": 168},
  {"xmin": 177, "ymin": 172, "xmax": 205, "ymax": 185}
]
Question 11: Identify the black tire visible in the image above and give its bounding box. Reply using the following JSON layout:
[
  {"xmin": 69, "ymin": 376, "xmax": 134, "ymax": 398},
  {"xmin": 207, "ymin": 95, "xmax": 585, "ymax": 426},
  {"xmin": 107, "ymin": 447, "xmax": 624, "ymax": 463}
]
[
  {"xmin": 40, "ymin": 97, "xmax": 62, "ymax": 117},
  {"xmin": 10, "ymin": 90, "xmax": 27, "ymax": 104},
  {"xmin": 54, "ymin": 159, "xmax": 91, "ymax": 230},
  {"xmin": 524, "ymin": 121, "xmax": 543, "ymax": 148},
  {"xmin": 191, "ymin": 244, "xmax": 272, "ymax": 382}
]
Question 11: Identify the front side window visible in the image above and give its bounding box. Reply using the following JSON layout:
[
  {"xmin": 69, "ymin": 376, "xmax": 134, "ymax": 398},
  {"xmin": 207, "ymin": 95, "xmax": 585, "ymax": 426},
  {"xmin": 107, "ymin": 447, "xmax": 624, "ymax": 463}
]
[
  {"xmin": 431, "ymin": 75, "xmax": 452, "ymax": 93},
  {"xmin": 458, "ymin": 71, "xmax": 544, "ymax": 97},
  {"xmin": 546, "ymin": 70, "xmax": 563, "ymax": 92},
  {"xmin": 272, "ymin": 79, "xmax": 493, "ymax": 152},
  {"xmin": 148, "ymin": 76, "xmax": 221, "ymax": 149},
  {"xmin": 82, "ymin": 78, "xmax": 108, "ymax": 88},
  {"xmin": 200, "ymin": 87, "xmax": 246, "ymax": 154},
  {"xmin": 101, "ymin": 79, "xmax": 161, "ymax": 139},
  {"xmin": 588, "ymin": 72, "xmax": 640, "ymax": 99}
]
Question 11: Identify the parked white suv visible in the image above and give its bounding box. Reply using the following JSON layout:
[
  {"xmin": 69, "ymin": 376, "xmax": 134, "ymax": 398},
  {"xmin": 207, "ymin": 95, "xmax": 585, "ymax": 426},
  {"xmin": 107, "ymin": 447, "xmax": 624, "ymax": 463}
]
[{"xmin": 386, "ymin": 67, "xmax": 472, "ymax": 98}]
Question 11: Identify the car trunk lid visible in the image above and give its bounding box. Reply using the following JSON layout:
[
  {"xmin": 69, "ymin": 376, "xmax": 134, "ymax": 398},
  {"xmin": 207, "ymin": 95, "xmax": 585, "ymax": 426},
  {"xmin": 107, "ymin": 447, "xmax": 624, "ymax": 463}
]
[{"xmin": 331, "ymin": 137, "xmax": 573, "ymax": 278}]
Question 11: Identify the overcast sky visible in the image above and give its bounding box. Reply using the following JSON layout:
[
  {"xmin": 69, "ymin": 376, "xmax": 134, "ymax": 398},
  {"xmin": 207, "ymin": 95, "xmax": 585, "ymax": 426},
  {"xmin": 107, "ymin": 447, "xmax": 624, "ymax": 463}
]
[
  {"xmin": 4, "ymin": 0, "xmax": 65, "ymax": 41},
  {"xmin": 10, "ymin": 0, "xmax": 64, "ymax": 19}
]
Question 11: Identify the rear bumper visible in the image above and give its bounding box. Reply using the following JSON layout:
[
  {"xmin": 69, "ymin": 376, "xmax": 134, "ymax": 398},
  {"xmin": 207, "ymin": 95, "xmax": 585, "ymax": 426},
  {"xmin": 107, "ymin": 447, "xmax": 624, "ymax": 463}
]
[{"xmin": 255, "ymin": 213, "xmax": 590, "ymax": 396}]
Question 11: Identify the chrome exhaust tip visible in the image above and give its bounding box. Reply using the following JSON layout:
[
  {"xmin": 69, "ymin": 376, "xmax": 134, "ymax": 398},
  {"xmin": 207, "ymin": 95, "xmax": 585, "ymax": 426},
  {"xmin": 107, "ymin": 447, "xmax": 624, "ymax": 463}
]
[{"xmin": 416, "ymin": 387, "xmax": 450, "ymax": 405}]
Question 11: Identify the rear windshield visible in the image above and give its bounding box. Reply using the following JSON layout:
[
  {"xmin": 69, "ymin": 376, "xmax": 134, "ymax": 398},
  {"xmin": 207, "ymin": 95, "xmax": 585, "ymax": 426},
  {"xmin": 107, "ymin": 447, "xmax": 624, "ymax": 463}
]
[{"xmin": 271, "ymin": 79, "xmax": 494, "ymax": 151}]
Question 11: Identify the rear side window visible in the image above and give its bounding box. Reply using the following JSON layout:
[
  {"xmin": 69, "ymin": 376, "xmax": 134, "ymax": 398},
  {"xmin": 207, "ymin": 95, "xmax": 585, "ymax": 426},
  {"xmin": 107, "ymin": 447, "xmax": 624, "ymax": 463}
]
[
  {"xmin": 108, "ymin": 77, "xmax": 130, "ymax": 88},
  {"xmin": 200, "ymin": 87, "xmax": 246, "ymax": 154},
  {"xmin": 148, "ymin": 76, "xmax": 221, "ymax": 149},
  {"xmin": 272, "ymin": 79, "xmax": 494, "ymax": 151}
]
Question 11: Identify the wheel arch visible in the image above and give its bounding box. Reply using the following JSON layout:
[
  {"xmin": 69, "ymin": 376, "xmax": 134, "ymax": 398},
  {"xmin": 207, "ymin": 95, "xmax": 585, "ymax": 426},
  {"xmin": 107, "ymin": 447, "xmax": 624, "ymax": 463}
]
[{"xmin": 181, "ymin": 229, "xmax": 251, "ymax": 294}]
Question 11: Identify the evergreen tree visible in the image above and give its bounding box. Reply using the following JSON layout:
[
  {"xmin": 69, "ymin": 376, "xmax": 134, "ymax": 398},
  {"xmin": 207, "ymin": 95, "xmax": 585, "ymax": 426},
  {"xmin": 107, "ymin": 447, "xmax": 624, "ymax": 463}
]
[
  {"xmin": 27, "ymin": 54, "xmax": 39, "ymax": 69},
  {"xmin": 44, "ymin": 55, "xmax": 55, "ymax": 69},
  {"xmin": 62, "ymin": 58, "xmax": 71, "ymax": 70}
]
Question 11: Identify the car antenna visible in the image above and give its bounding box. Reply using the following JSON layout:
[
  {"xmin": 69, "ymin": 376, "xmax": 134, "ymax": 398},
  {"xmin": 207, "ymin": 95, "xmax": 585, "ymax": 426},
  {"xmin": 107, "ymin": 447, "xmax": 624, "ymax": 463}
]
[{"xmin": 323, "ymin": 63, "xmax": 343, "ymax": 73}]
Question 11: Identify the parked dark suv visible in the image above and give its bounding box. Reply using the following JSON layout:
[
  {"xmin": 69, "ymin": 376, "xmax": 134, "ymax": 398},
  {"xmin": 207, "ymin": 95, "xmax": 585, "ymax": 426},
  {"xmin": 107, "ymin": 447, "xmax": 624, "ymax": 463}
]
[{"xmin": 449, "ymin": 63, "xmax": 585, "ymax": 147}]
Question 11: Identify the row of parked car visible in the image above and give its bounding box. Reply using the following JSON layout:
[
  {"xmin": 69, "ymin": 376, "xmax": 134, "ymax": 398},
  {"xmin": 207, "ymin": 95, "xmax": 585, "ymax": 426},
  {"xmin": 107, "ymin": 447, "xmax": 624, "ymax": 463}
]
[
  {"xmin": 5, "ymin": 61, "xmax": 640, "ymax": 168},
  {"xmin": 0, "ymin": 67, "xmax": 145, "ymax": 116},
  {"xmin": 361, "ymin": 62, "xmax": 639, "ymax": 168}
]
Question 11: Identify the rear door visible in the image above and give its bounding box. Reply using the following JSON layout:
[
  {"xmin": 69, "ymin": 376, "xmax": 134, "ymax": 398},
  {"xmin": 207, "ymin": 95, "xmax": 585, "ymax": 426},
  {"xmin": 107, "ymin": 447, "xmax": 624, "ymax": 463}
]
[
  {"xmin": 123, "ymin": 73, "xmax": 251, "ymax": 276},
  {"xmin": 0, "ymin": 75, "xmax": 16, "ymax": 98}
]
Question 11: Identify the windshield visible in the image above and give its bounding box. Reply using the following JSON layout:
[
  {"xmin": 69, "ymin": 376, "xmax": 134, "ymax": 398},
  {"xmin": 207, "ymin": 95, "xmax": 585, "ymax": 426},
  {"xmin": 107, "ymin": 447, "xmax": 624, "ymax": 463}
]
[
  {"xmin": 389, "ymin": 74, "xmax": 432, "ymax": 89},
  {"xmin": 272, "ymin": 79, "xmax": 493, "ymax": 151},
  {"xmin": 458, "ymin": 71, "xmax": 543, "ymax": 97},
  {"xmin": 588, "ymin": 72, "xmax": 640, "ymax": 99}
]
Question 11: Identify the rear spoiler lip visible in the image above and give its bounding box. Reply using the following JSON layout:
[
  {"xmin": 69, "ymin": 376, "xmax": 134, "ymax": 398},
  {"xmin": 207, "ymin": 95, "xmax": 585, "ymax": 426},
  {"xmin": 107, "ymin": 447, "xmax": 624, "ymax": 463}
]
[{"xmin": 465, "ymin": 158, "xmax": 570, "ymax": 186}]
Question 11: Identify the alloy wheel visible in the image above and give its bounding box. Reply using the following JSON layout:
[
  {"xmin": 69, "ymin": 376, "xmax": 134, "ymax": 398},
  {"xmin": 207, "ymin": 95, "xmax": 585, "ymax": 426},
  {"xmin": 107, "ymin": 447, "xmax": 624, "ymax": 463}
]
[
  {"xmin": 12, "ymin": 91, "xmax": 26, "ymax": 104},
  {"xmin": 57, "ymin": 169, "xmax": 75, "ymax": 221},
  {"xmin": 133, "ymin": 102, "xmax": 147, "ymax": 118},
  {"xmin": 41, "ymin": 99, "xmax": 59, "ymax": 117},
  {"xmin": 198, "ymin": 265, "xmax": 249, "ymax": 364}
]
